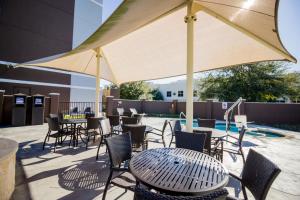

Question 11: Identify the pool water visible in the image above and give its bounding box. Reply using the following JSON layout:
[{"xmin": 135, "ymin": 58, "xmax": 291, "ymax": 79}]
[{"xmin": 180, "ymin": 119, "xmax": 283, "ymax": 138}]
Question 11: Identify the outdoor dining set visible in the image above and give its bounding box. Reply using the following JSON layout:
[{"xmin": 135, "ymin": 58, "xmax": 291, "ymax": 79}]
[{"xmin": 42, "ymin": 108, "xmax": 281, "ymax": 200}]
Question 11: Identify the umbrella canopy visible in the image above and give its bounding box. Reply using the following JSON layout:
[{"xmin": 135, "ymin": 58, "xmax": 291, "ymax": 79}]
[
  {"xmin": 22, "ymin": 0, "xmax": 296, "ymax": 129},
  {"xmin": 24, "ymin": 0, "xmax": 296, "ymax": 84}
]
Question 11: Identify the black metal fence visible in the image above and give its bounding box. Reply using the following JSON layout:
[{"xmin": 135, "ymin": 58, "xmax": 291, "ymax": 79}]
[{"xmin": 59, "ymin": 102, "xmax": 104, "ymax": 118}]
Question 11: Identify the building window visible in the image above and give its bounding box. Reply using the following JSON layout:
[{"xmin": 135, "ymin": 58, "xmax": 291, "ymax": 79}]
[
  {"xmin": 178, "ymin": 90, "xmax": 184, "ymax": 97},
  {"xmin": 166, "ymin": 91, "xmax": 172, "ymax": 97},
  {"xmin": 193, "ymin": 90, "xmax": 197, "ymax": 97}
]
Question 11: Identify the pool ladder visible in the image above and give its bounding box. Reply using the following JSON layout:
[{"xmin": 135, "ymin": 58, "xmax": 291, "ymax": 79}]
[
  {"xmin": 224, "ymin": 97, "xmax": 243, "ymax": 133},
  {"xmin": 179, "ymin": 112, "xmax": 186, "ymax": 119}
]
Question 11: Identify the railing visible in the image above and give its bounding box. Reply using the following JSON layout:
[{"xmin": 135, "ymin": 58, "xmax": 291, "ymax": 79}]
[
  {"xmin": 59, "ymin": 102, "xmax": 104, "ymax": 118},
  {"xmin": 224, "ymin": 97, "xmax": 243, "ymax": 132},
  {"xmin": 179, "ymin": 112, "xmax": 186, "ymax": 119}
]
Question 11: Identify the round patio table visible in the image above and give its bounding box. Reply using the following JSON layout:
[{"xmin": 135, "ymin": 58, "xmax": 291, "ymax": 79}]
[
  {"xmin": 115, "ymin": 124, "xmax": 154, "ymax": 133},
  {"xmin": 192, "ymin": 127, "xmax": 227, "ymax": 139},
  {"xmin": 129, "ymin": 148, "xmax": 229, "ymax": 196},
  {"xmin": 60, "ymin": 119, "xmax": 88, "ymax": 146}
]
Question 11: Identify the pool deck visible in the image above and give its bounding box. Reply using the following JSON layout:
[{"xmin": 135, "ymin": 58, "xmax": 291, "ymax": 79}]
[{"xmin": 0, "ymin": 117, "xmax": 299, "ymax": 200}]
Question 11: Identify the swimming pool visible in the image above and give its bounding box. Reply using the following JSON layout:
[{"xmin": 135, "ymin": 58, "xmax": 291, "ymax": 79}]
[{"xmin": 180, "ymin": 119, "xmax": 284, "ymax": 138}]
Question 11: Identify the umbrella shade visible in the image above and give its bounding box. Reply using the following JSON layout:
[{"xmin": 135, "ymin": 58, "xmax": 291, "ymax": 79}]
[{"xmin": 24, "ymin": 0, "xmax": 296, "ymax": 85}]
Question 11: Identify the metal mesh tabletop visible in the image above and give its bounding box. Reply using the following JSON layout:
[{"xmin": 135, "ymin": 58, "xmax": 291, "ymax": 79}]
[{"xmin": 129, "ymin": 148, "xmax": 229, "ymax": 195}]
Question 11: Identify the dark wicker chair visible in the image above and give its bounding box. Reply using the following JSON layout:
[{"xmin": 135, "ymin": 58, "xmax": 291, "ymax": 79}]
[
  {"xmin": 193, "ymin": 130, "xmax": 223, "ymax": 161},
  {"xmin": 134, "ymin": 185, "xmax": 228, "ymax": 200},
  {"xmin": 222, "ymin": 126, "xmax": 246, "ymax": 164},
  {"xmin": 122, "ymin": 124, "xmax": 147, "ymax": 151},
  {"xmin": 226, "ymin": 149, "xmax": 281, "ymax": 200},
  {"xmin": 83, "ymin": 107, "xmax": 92, "ymax": 114},
  {"xmin": 197, "ymin": 119, "xmax": 216, "ymax": 128},
  {"xmin": 108, "ymin": 115, "xmax": 120, "ymax": 134},
  {"xmin": 43, "ymin": 117, "xmax": 70, "ymax": 152},
  {"xmin": 175, "ymin": 131, "xmax": 206, "ymax": 153},
  {"xmin": 169, "ymin": 120, "xmax": 182, "ymax": 147},
  {"xmin": 71, "ymin": 107, "xmax": 78, "ymax": 114},
  {"xmin": 122, "ymin": 116, "xmax": 138, "ymax": 125},
  {"xmin": 77, "ymin": 117, "xmax": 100, "ymax": 149},
  {"xmin": 149, "ymin": 119, "xmax": 169, "ymax": 147},
  {"xmin": 102, "ymin": 134, "xmax": 135, "ymax": 200},
  {"xmin": 96, "ymin": 118, "xmax": 113, "ymax": 160}
]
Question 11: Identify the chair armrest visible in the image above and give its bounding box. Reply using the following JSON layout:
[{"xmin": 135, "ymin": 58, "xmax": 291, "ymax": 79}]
[
  {"xmin": 151, "ymin": 127, "xmax": 162, "ymax": 132},
  {"xmin": 227, "ymin": 135, "xmax": 239, "ymax": 140},
  {"xmin": 111, "ymin": 167, "xmax": 129, "ymax": 172},
  {"xmin": 229, "ymin": 172, "xmax": 242, "ymax": 182}
]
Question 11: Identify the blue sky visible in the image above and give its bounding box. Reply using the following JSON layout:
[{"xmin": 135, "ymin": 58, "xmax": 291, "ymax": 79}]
[{"xmin": 103, "ymin": 0, "xmax": 300, "ymax": 84}]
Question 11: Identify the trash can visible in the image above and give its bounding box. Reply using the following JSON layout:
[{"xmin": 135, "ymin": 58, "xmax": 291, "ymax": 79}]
[
  {"xmin": 30, "ymin": 94, "xmax": 45, "ymax": 125},
  {"xmin": 12, "ymin": 93, "xmax": 27, "ymax": 126}
]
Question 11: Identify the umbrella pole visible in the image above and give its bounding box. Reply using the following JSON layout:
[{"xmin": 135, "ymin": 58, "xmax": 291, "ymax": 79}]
[
  {"xmin": 185, "ymin": 0, "xmax": 196, "ymax": 132},
  {"xmin": 95, "ymin": 47, "xmax": 101, "ymax": 117}
]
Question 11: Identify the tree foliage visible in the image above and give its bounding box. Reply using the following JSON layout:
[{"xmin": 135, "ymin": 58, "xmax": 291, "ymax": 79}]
[
  {"xmin": 120, "ymin": 81, "xmax": 150, "ymax": 100},
  {"xmin": 150, "ymin": 88, "xmax": 164, "ymax": 100},
  {"xmin": 198, "ymin": 62, "xmax": 300, "ymax": 102}
]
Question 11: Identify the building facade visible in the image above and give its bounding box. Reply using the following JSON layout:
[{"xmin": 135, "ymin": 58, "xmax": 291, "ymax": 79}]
[
  {"xmin": 0, "ymin": 0, "xmax": 104, "ymax": 102},
  {"xmin": 151, "ymin": 80, "xmax": 199, "ymax": 102}
]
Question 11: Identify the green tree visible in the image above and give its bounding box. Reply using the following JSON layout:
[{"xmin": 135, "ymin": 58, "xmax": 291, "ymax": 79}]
[
  {"xmin": 150, "ymin": 88, "xmax": 164, "ymax": 100},
  {"xmin": 198, "ymin": 62, "xmax": 299, "ymax": 102},
  {"xmin": 284, "ymin": 72, "xmax": 300, "ymax": 102},
  {"xmin": 120, "ymin": 81, "xmax": 149, "ymax": 100}
]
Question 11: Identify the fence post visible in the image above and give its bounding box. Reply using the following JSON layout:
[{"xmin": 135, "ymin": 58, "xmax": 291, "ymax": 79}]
[
  {"xmin": 206, "ymin": 99, "xmax": 213, "ymax": 119},
  {"xmin": 0, "ymin": 90, "xmax": 5, "ymax": 123},
  {"xmin": 170, "ymin": 100, "xmax": 178, "ymax": 115},
  {"xmin": 49, "ymin": 93, "xmax": 60, "ymax": 115},
  {"xmin": 240, "ymin": 99, "xmax": 246, "ymax": 115},
  {"xmin": 141, "ymin": 99, "xmax": 145, "ymax": 113},
  {"xmin": 106, "ymin": 96, "xmax": 114, "ymax": 116}
]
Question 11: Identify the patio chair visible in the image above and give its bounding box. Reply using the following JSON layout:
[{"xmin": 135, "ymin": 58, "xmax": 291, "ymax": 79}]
[
  {"xmin": 193, "ymin": 129, "xmax": 223, "ymax": 161},
  {"xmin": 71, "ymin": 107, "xmax": 78, "ymax": 114},
  {"xmin": 169, "ymin": 120, "xmax": 182, "ymax": 147},
  {"xmin": 102, "ymin": 134, "xmax": 135, "ymax": 200},
  {"xmin": 222, "ymin": 126, "xmax": 246, "ymax": 164},
  {"xmin": 122, "ymin": 124, "xmax": 147, "ymax": 151},
  {"xmin": 197, "ymin": 118, "xmax": 216, "ymax": 128},
  {"xmin": 134, "ymin": 184, "xmax": 228, "ymax": 200},
  {"xmin": 96, "ymin": 118, "xmax": 113, "ymax": 160},
  {"xmin": 117, "ymin": 107, "xmax": 125, "ymax": 116},
  {"xmin": 107, "ymin": 115, "xmax": 120, "ymax": 134},
  {"xmin": 148, "ymin": 119, "xmax": 169, "ymax": 147},
  {"xmin": 226, "ymin": 149, "xmax": 281, "ymax": 200},
  {"xmin": 175, "ymin": 130, "xmax": 206, "ymax": 152},
  {"xmin": 122, "ymin": 116, "xmax": 138, "ymax": 125},
  {"xmin": 43, "ymin": 117, "xmax": 71, "ymax": 152},
  {"xmin": 83, "ymin": 107, "xmax": 92, "ymax": 114},
  {"xmin": 77, "ymin": 117, "xmax": 100, "ymax": 149}
]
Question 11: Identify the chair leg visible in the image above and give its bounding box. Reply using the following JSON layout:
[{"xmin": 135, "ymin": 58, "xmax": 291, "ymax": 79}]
[
  {"xmin": 169, "ymin": 135, "xmax": 174, "ymax": 147},
  {"xmin": 162, "ymin": 133, "xmax": 166, "ymax": 147},
  {"xmin": 240, "ymin": 148, "xmax": 246, "ymax": 164},
  {"xmin": 86, "ymin": 134, "xmax": 90, "ymax": 150},
  {"xmin": 102, "ymin": 170, "xmax": 113, "ymax": 200},
  {"xmin": 96, "ymin": 136, "xmax": 104, "ymax": 160},
  {"xmin": 54, "ymin": 137, "xmax": 58, "ymax": 152},
  {"xmin": 43, "ymin": 134, "xmax": 49, "ymax": 150}
]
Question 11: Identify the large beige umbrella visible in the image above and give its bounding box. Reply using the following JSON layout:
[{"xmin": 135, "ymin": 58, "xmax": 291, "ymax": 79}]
[{"xmin": 23, "ymin": 0, "xmax": 296, "ymax": 131}]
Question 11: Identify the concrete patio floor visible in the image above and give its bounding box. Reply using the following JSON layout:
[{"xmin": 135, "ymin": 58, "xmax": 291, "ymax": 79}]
[{"xmin": 0, "ymin": 117, "xmax": 299, "ymax": 200}]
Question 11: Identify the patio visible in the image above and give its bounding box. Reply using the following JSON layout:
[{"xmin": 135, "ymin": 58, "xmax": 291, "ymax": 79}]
[{"xmin": 0, "ymin": 117, "xmax": 299, "ymax": 200}]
